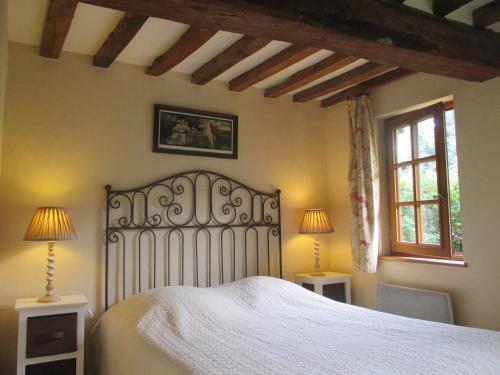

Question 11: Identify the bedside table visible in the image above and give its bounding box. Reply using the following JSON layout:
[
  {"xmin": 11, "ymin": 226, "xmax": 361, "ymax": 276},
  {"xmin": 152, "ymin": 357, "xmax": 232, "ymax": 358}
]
[
  {"xmin": 296, "ymin": 272, "xmax": 352, "ymax": 304},
  {"xmin": 15, "ymin": 294, "xmax": 88, "ymax": 375}
]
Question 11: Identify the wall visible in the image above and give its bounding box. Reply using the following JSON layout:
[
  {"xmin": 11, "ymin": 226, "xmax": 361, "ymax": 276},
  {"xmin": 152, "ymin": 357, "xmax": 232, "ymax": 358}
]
[
  {"xmin": 325, "ymin": 72, "xmax": 500, "ymax": 330},
  {"xmin": 0, "ymin": 43, "xmax": 330, "ymax": 374},
  {"xmin": 0, "ymin": 0, "xmax": 7, "ymax": 177},
  {"xmin": 2, "ymin": 39, "xmax": 498, "ymax": 375}
]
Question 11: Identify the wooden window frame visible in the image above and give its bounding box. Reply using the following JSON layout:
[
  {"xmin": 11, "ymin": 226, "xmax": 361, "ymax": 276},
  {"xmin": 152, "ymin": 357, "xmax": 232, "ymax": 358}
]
[{"xmin": 386, "ymin": 102, "xmax": 460, "ymax": 260}]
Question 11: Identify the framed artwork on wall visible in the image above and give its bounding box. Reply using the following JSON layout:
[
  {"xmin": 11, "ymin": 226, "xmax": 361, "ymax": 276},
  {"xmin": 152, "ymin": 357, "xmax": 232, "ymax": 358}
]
[{"xmin": 153, "ymin": 104, "xmax": 238, "ymax": 159}]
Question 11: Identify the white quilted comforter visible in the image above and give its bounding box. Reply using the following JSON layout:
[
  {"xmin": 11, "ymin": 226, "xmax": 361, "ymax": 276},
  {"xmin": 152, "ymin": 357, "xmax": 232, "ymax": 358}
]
[{"xmin": 91, "ymin": 276, "xmax": 500, "ymax": 375}]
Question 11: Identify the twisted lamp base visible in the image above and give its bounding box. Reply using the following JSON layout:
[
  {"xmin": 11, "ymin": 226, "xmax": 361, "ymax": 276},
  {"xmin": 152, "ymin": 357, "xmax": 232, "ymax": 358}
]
[
  {"xmin": 38, "ymin": 241, "xmax": 61, "ymax": 303},
  {"xmin": 310, "ymin": 237, "xmax": 325, "ymax": 276}
]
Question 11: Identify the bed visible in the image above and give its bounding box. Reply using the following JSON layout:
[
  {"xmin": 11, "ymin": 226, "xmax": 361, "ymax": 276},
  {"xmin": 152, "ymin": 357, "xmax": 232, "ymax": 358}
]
[
  {"xmin": 91, "ymin": 276, "xmax": 500, "ymax": 375},
  {"xmin": 93, "ymin": 171, "xmax": 500, "ymax": 375}
]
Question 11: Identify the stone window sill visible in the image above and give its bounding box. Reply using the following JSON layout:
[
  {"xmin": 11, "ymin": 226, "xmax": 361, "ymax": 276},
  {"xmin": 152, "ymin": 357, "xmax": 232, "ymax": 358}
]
[{"xmin": 379, "ymin": 256, "xmax": 467, "ymax": 268}]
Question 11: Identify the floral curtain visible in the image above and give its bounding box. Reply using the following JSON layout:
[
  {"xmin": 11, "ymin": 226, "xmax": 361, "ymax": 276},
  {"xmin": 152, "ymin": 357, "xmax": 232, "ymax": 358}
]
[{"xmin": 348, "ymin": 95, "xmax": 380, "ymax": 273}]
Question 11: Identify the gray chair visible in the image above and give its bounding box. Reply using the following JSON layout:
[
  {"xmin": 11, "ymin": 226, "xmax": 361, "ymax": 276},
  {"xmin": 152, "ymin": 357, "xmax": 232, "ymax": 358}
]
[{"xmin": 376, "ymin": 283, "xmax": 454, "ymax": 324}]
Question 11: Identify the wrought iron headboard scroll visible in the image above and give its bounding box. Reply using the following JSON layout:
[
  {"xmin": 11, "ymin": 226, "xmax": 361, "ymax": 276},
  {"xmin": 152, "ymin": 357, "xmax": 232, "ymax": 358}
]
[{"xmin": 104, "ymin": 170, "xmax": 282, "ymax": 310}]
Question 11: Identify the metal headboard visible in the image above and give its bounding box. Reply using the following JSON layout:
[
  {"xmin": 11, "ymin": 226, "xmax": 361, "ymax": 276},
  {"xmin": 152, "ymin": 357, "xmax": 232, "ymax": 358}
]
[{"xmin": 104, "ymin": 170, "xmax": 282, "ymax": 310}]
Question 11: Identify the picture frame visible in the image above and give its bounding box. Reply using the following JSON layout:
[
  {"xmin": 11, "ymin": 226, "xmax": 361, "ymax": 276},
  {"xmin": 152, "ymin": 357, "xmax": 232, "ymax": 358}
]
[{"xmin": 153, "ymin": 104, "xmax": 238, "ymax": 159}]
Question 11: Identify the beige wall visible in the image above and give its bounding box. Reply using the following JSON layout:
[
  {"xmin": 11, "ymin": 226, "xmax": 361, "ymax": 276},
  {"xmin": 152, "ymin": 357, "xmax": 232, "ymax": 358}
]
[
  {"xmin": 0, "ymin": 43, "xmax": 330, "ymax": 373},
  {"xmin": 325, "ymin": 73, "xmax": 500, "ymax": 331},
  {"xmin": 0, "ymin": 0, "xmax": 8, "ymax": 177}
]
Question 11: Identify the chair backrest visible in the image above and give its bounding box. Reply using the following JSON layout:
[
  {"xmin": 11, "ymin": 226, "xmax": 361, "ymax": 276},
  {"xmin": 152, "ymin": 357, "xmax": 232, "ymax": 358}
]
[{"xmin": 376, "ymin": 283, "xmax": 454, "ymax": 324}]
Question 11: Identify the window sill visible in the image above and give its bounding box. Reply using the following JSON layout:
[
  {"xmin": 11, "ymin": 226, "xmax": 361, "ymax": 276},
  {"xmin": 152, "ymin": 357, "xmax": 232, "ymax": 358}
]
[{"xmin": 379, "ymin": 256, "xmax": 467, "ymax": 268}]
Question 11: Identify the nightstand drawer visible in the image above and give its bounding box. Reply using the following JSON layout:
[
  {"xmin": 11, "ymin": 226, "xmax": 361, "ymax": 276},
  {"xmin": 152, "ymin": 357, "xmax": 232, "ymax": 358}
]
[
  {"xmin": 26, "ymin": 358, "xmax": 76, "ymax": 375},
  {"xmin": 322, "ymin": 283, "xmax": 346, "ymax": 303},
  {"xmin": 296, "ymin": 272, "xmax": 352, "ymax": 304},
  {"xmin": 26, "ymin": 313, "xmax": 77, "ymax": 358},
  {"xmin": 302, "ymin": 282, "xmax": 346, "ymax": 302}
]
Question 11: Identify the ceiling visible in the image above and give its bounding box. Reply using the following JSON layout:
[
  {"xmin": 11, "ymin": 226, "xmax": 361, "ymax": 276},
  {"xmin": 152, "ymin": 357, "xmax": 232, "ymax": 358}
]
[{"xmin": 6, "ymin": 0, "xmax": 500, "ymax": 102}]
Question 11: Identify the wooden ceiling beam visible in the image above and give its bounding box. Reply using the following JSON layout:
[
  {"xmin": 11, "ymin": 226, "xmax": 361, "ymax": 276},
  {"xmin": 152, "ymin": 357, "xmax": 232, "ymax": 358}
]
[
  {"xmin": 293, "ymin": 62, "xmax": 393, "ymax": 103},
  {"xmin": 264, "ymin": 54, "xmax": 359, "ymax": 98},
  {"xmin": 80, "ymin": 0, "xmax": 500, "ymax": 82},
  {"xmin": 147, "ymin": 27, "xmax": 217, "ymax": 76},
  {"xmin": 473, "ymin": 1, "xmax": 500, "ymax": 28},
  {"xmin": 229, "ymin": 45, "xmax": 320, "ymax": 92},
  {"xmin": 94, "ymin": 13, "xmax": 148, "ymax": 68},
  {"xmin": 433, "ymin": 0, "xmax": 473, "ymax": 17},
  {"xmin": 192, "ymin": 35, "xmax": 271, "ymax": 85},
  {"xmin": 320, "ymin": 68, "xmax": 415, "ymax": 108},
  {"xmin": 40, "ymin": 0, "xmax": 79, "ymax": 58}
]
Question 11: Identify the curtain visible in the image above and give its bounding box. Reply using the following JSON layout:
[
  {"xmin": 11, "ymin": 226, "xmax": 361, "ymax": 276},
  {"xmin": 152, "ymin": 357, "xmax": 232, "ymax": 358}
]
[{"xmin": 348, "ymin": 95, "xmax": 380, "ymax": 273}]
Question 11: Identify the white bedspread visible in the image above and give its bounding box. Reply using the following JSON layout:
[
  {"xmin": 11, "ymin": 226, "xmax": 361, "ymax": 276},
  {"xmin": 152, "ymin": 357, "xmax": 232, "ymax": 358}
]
[{"xmin": 91, "ymin": 276, "xmax": 500, "ymax": 375}]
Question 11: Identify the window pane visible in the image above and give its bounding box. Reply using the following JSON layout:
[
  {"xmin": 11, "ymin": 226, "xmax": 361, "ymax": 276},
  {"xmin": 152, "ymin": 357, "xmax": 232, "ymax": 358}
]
[
  {"xmin": 445, "ymin": 109, "xmax": 463, "ymax": 253},
  {"xmin": 395, "ymin": 126, "xmax": 412, "ymax": 163},
  {"xmin": 417, "ymin": 117, "xmax": 435, "ymax": 158},
  {"xmin": 418, "ymin": 161, "xmax": 438, "ymax": 201},
  {"xmin": 422, "ymin": 204, "xmax": 441, "ymax": 245},
  {"xmin": 397, "ymin": 166, "xmax": 414, "ymax": 202},
  {"xmin": 399, "ymin": 206, "xmax": 416, "ymax": 243}
]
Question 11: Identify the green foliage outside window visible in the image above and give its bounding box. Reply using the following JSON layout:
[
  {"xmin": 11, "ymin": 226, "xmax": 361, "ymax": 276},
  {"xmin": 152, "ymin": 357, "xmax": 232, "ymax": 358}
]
[{"xmin": 445, "ymin": 110, "xmax": 463, "ymax": 252}]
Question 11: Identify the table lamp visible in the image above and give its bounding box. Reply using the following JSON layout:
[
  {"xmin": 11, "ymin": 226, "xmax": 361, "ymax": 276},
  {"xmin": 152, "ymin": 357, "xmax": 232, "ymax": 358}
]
[
  {"xmin": 299, "ymin": 208, "xmax": 334, "ymax": 276},
  {"xmin": 24, "ymin": 207, "xmax": 77, "ymax": 303}
]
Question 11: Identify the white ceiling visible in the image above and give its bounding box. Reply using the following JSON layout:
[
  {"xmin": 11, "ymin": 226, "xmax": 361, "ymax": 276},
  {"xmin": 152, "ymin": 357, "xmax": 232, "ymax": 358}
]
[{"xmin": 6, "ymin": 0, "xmax": 500, "ymax": 98}]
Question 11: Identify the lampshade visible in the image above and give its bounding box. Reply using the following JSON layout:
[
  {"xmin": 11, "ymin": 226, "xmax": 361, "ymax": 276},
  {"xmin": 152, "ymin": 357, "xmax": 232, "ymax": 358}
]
[
  {"xmin": 299, "ymin": 208, "xmax": 334, "ymax": 234},
  {"xmin": 24, "ymin": 207, "xmax": 77, "ymax": 241}
]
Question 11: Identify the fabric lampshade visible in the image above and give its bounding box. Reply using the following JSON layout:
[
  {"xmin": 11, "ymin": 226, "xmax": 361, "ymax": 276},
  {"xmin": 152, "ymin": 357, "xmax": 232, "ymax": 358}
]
[
  {"xmin": 24, "ymin": 207, "xmax": 77, "ymax": 241},
  {"xmin": 299, "ymin": 208, "xmax": 334, "ymax": 234}
]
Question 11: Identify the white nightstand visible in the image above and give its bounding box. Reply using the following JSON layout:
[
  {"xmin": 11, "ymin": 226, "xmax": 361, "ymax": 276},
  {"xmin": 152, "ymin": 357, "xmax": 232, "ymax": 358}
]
[
  {"xmin": 296, "ymin": 272, "xmax": 352, "ymax": 304},
  {"xmin": 15, "ymin": 294, "xmax": 88, "ymax": 375}
]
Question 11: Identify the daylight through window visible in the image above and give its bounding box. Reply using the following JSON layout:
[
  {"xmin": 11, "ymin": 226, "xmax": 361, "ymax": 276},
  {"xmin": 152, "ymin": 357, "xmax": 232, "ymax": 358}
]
[{"xmin": 385, "ymin": 101, "xmax": 462, "ymax": 258}]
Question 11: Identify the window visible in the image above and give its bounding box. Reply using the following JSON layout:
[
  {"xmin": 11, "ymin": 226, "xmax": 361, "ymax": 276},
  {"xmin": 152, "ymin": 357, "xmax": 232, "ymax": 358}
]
[{"xmin": 385, "ymin": 101, "xmax": 462, "ymax": 259}]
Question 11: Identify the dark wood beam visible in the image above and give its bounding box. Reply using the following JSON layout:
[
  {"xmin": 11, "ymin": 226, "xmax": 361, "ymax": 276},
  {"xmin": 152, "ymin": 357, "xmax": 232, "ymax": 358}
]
[
  {"xmin": 147, "ymin": 27, "xmax": 217, "ymax": 76},
  {"xmin": 40, "ymin": 0, "xmax": 79, "ymax": 58},
  {"xmin": 264, "ymin": 54, "xmax": 358, "ymax": 98},
  {"xmin": 433, "ymin": 0, "xmax": 473, "ymax": 17},
  {"xmin": 320, "ymin": 68, "xmax": 415, "ymax": 108},
  {"xmin": 80, "ymin": 0, "xmax": 500, "ymax": 82},
  {"xmin": 293, "ymin": 62, "xmax": 393, "ymax": 103},
  {"xmin": 473, "ymin": 1, "xmax": 500, "ymax": 28},
  {"xmin": 94, "ymin": 14, "xmax": 148, "ymax": 68},
  {"xmin": 191, "ymin": 36, "xmax": 270, "ymax": 85},
  {"xmin": 229, "ymin": 45, "xmax": 320, "ymax": 92}
]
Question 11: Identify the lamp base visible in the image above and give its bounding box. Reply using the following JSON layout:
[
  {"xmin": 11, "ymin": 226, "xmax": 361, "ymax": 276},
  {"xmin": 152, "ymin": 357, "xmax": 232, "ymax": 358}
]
[
  {"xmin": 37, "ymin": 294, "xmax": 61, "ymax": 303},
  {"xmin": 309, "ymin": 271, "xmax": 326, "ymax": 276},
  {"xmin": 38, "ymin": 241, "xmax": 60, "ymax": 303}
]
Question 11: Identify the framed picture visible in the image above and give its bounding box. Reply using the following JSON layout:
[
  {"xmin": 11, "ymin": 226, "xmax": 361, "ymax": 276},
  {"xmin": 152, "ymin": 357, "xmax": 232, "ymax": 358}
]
[{"xmin": 153, "ymin": 104, "xmax": 238, "ymax": 159}]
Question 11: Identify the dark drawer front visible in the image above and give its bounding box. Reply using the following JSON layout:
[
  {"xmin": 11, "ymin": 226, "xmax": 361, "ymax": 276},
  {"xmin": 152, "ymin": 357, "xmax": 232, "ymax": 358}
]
[
  {"xmin": 302, "ymin": 283, "xmax": 315, "ymax": 292},
  {"xmin": 323, "ymin": 283, "xmax": 346, "ymax": 303},
  {"xmin": 26, "ymin": 313, "xmax": 77, "ymax": 358},
  {"xmin": 26, "ymin": 358, "xmax": 76, "ymax": 375}
]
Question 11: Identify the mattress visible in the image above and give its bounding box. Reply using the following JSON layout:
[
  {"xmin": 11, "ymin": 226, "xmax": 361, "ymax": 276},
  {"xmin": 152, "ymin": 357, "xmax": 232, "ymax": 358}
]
[{"xmin": 90, "ymin": 276, "xmax": 500, "ymax": 375}]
